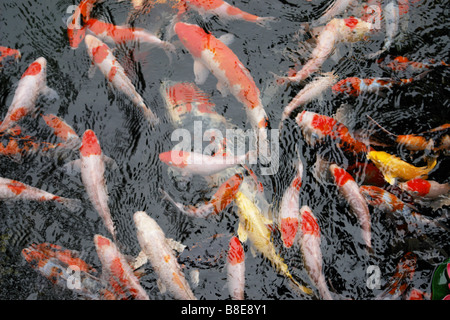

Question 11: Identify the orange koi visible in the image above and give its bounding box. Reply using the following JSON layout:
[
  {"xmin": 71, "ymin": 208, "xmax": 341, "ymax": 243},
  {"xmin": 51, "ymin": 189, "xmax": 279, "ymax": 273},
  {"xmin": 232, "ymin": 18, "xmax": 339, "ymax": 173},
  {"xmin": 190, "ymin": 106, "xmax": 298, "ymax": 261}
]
[{"xmin": 226, "ymin": 236, "xmax": 246, "ymax": 300}]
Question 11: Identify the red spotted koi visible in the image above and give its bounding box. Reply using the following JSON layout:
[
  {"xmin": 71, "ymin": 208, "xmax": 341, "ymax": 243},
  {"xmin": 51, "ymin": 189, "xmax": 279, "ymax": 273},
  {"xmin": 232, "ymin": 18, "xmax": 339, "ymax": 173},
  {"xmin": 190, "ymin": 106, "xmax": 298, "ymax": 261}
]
[
  {"xmin": 67, "ymin": 0, "xmax": 97, "ymax": 49},
  {"xmin": 0, "ymin": 46, "xmax": 21, "ymax": 67},
  {"xmin": 94, "ymin": 234, "xmax": 150, "ymax": 300},
  {"xmin": 330, "ymin": 164, "xmax": 373, "ymax": 252},
  {"xmin": 42, "ymin": 114, "xmax": 81, "ymax": 146},
  {"xmin": 398, "ymin": 178, "xmax": 450, "ymax": 201},
  {"xmin": 298, "ymin": 206, "xmax": 333, "ymax": 300},
  {"xmin": 133, "ymin": 211, "xmax": 196, "ymax": 300},
  {"xmin": 84, "ymin": 34, "xmax": 159, "ymax": 126},
  {"xmin": 0, "ymin": 176, "xmax": 81, "ymax": 212},
  {"xmin": 160, "ymin": 172, "xmax": 244, "ymax": 218},
  {"xmin": 226, "ymin": 236, "xmax": 245, "ymax": 300},
  {"xmin": 379, "ymin": 55, "xmax": 450, "ymax": 73},
  {"xmin": 0, "ymin": 57, "xmax": 58, "ymax": 134}
]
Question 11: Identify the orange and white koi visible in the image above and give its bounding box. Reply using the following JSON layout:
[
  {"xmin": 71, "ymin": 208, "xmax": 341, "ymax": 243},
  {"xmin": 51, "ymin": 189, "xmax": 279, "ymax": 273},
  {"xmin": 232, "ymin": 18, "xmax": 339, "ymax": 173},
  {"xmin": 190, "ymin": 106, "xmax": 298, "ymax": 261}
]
[
  {"xmin": 182, "ymin": 0, "xmax": 276, "ymax": 27},
  {"xmin": 133, "ymin": 211, "xmax": 196, "ymax": 300},
  {"xmin": 298, "ymin": 205, "xmax": 333, "ymax": 300},
  {"xmin": 398, "ymin": 178, "xmax": 450, "ymax": 201},
  {"xmin": 331, "ymin": 74, "xmax": 426, "ymax": 97},
  {"xmin": 0, "ymin": 46, "xmax": 21, "ymax": 67},
  {"xmin": 42, "ymin": 114, "xmax": 81, "ymax": 146},
  {"xmin": 367, "ymin": 150, "xmax": 437, "ymax": 185},
  {"xmin": 379, "ymin": 55, "xmax": 450, "ymax": 73},
  {"xmin": 22, "ymin": 242, "xmax": 115, "ymax": 300},
  {"xmin": 296, "ymin": 110, "xmax": 370, "ymax": 156},
  {"xmin": 0, "ymin": 57, "xmax": 58, "ymax": 134},
  {"xmin": 226, "ymin": 236, "xmax": 245, "ymax": 300},
  {"xmin": 94, "ymin": 234, "xmax": 150, "ymax": 300},
  {"xmin": 278, "ymin": 158, "xmax": 303, "ymax": 248},
  {"xmin": 160, "ymin": 172, "xmax": 244, "ymax": 218},
  {"xmin": 280, "ymin": 17, "xmax": 374, "ymax": 83},
  {"xmin": 174, "ymin": 22, "xmax": 270, "ymax": 155},
  {"xmin": 159, "ymin": 149, "xmax": 255, "ymax": 176},
  {"xmin": 84, "ymin": 34, "xmax": 159, "ymax": 126},
  {"xmin": 67, "ymin": 0, "xmax": 97, "ymax": 49},
  {"xmin": 330, "ymin": 164, "xmax": 373, "ymax": 252},
  {"xmin": 280, "ymin": 72, "xmax": 338, "ymax": 129},
  {"xmin": 79, "ymin": 130, "xmax": 116, "ymax": 240}
]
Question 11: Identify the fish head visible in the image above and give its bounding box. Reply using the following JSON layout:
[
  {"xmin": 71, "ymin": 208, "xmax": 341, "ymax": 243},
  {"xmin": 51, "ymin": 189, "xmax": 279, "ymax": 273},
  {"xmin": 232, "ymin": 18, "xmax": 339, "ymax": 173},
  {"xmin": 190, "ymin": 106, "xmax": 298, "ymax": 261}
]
[
  {"xmin": 80, "ymin": 129, "xmax": 102, "ymax": 157},
  {"xmin": 133, "ymin": 211, "xmax": 161, "ymax": 235},
  {"xmin": 174, "ymin": 22, "xmax": 206, "ymax": 58},
  {"xmin": 329, "ymin": 164, "xmax": 354, "ymax": 187},
  {"xmin": 0, "ymin": 47, "xmax": 21, "ymax": 65},
  {"xmin": 22, "ymin": 245, "xmax": 49, "ymax": 269},
  {"xmin": 399, "ymin": 178, "xmax": 431, "ymax": 197},
  {"xmin": 227, "ymin": 236, "xmax": 245, "ymax": 265},
  {"xmin": 359, "ymin": 185, "xmax": 384, "ymax": 207},
  {"xmin": 280, "ymin": 217, "xmax": 299, "ymax": 248},
  {"xmin": 159, "ymin": 150, "xmax": 189, "ymax": 168},
  {"xmin": 296, "ymin": 110, "xmax": 336, "ymax": 145},
  {"xmin": 367, "ymin": 150, "xmax": 389, "ymax": 167},
  {"xmin": 299, "ymin": 206, "xmax": 319, "ymax": 237},
  {"xmin": 332, "ymin": 78, "xmax": 361, "ymax": 96},
  {"xmin": 21, "ymin": 57, "xmax": 47, "ymax": 79}
]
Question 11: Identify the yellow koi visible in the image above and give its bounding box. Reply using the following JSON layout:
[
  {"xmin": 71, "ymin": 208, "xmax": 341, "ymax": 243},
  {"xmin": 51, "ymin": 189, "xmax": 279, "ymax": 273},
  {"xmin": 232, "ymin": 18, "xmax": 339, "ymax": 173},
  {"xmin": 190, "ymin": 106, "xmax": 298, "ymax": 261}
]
[
  {"xmin": 367, "ymin": 150, "xmax": 437, "ymax": 185},
  {"xmin": 234, "ymin": 191, "xmax": 313, "ymax": 297}
]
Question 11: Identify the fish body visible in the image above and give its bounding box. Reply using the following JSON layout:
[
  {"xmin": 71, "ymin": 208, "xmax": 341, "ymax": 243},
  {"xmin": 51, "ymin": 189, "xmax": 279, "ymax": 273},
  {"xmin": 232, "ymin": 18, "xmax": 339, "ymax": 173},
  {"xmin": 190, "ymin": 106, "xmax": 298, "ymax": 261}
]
[
  {"xmin": 183, "ymin": 0, "xmax": 276, "ymax": 27},
  {"xmin": 367, "ymin": 150, "xmax": 437, "ymax": 185},
  {"xmin": 296, "ymin": 110, "xmax": 369, "ymax": 156},
  {"xmin": 226, "ymin": 236, "xmax": 245, "ymax": 300},
  {"xmin": 133, "ymin": 211, "xmax": 196, "ymax": 300},
  {"xmin": 67, "ymin": 0, "xmax": 97, "ymax": 49},
  {"xmin": 298, "ymin": 206, "xmax": 333, "ymax": 300},
  {"xmin": 0, "ymin": 46, "xmax": 21, "ymax": 67},
  {"xmin": 161, "ymin": 172, "xmax": 244, "ymax": 218},
  {"xmin": 79, "ymin": 130, "xmax": 116, "ymax": 239},
  {"xmin": 174, "ymin": 22, "xmax": 270, "ymax": 155},
  {"xmin": 330, "ymin": 164, "xmax": 372, "ymax": 252},
  {"xmin": 398, "ymin": 178, "xmax": 450, "ymax": 200},
  {"xmin": 42, "ymin": 114, "xmax": 81, "ymax": 146},
  {"xmin": 0, "ymin": 176, "xmax": 81, "ymax": 212},
  {"xmin": 278, "ymin": 158, "xmax": 303, "ymax": 248},
  {"xmin": 94, "ymin": 234, "xmax": 150, "ymax": 300},
  {"xmin": 84, "ymin": 34, "xmax": 159, "ymax": 125},
  {"xmin": 234, "ymin": 191, "xmax": 313, "ymax": 296},
  {"xmin": 314, "ymin": 0, "xmax": 357, "ymax": 25},
  {"xmin": 379, "ymin": 55, "xmax": 450, "ymax": 73},
  {"xmin": 282, "ymin": 17, "xmax": 374, "ymax": 83},
  {"xmin": 159, "ymin": 149, "xmax": 253, "ymax": 176},
  {"xmin": 0, "ymin": 57, "xmax": 57, "ymax": 134}
]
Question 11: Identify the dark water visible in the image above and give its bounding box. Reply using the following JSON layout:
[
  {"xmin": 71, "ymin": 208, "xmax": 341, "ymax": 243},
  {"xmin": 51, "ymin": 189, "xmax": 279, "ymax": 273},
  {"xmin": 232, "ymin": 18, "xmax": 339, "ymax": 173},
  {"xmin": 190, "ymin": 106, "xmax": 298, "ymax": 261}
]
[{"xmin": 0, "ymin": 0, "xmax": 449, "ymax": 300}]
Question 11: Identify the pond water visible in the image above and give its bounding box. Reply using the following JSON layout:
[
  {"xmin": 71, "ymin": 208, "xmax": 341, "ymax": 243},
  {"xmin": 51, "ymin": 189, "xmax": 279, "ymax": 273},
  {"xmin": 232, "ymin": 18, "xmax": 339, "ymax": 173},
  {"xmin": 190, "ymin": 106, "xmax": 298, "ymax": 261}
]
[{"xmin": 0, "ymin": 0, "xmax": 449, "ymax": 300}]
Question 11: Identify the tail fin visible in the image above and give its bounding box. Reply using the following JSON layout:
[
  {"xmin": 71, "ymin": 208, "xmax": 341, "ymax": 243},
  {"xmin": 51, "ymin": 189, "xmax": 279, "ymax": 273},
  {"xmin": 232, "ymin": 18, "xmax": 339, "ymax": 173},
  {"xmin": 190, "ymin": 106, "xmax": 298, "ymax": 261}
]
[
  {"xmin": 139, "ymin": 104, "xmax": 159, "ymax": 127},
  {"xmin": 57, "ymin": 197, "xmax": 83, "ymax": 213},
  {"xmin": 255, "ymin": 16, "xmax": 279, "ymax": 29}
]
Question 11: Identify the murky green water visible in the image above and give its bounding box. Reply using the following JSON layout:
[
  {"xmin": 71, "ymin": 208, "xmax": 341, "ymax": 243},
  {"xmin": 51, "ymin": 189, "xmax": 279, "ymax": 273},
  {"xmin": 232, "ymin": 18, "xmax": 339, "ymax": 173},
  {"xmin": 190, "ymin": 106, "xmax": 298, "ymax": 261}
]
[{"xmin": 0, "ymin": 0, "xmax": 449, "ymax": 300}]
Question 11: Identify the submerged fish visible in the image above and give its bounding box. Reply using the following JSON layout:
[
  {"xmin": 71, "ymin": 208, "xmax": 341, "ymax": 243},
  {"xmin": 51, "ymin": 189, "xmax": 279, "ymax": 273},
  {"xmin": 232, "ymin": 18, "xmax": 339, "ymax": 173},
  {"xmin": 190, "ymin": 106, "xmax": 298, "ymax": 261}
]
[
  {"xmin": 42, "ymin": 114, "xmax": 81, "ymax": 147},
  {"xmin": 367, "ymin": 150, "xmax": 437, "ymax": 185},
  {"xmin": 379, "ymin": 55, "xmax": 450, "ymax": 73},
  {"xmin": 0, "ymin": 46, "xmax": 21, "ymax": 67},
  {"xmin": 314, "ymin": 0, "xmax": 357, "ymax": 25},
  {"xmin": 398, "ymin": 178, "xmax": 450, "ymax": 201},
  {"xmin": 226, "ymin": 235, "xmax": 246, "ymax": 300},
  {"xmin": 133, "ymin": 211, "xmax": 196, "ymax": 300},
  {"xmin": 84, "ymin": 34, "xmax": 159, "ymax": 126},
  {"xmin": 0, "ymin": 57, "xmax": 58, "ymax": 134}
]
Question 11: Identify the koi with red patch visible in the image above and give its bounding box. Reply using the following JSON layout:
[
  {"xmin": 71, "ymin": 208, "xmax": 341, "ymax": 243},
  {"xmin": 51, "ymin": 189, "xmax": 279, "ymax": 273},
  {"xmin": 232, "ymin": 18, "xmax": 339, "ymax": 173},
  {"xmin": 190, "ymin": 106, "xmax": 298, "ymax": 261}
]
[
  {"xmin": 398, "ymin": 178, "xmax": 450, "ymax": 200},
  {"xmin": 226, "ymin": 236, "xmax": 245, "ymax": 300},
  {"xmin": 42, "ymin": 114, "xmax": 81, "ymax": 146},
  {"xmin": 174, "ymin": 22, "xmax": 270, "ymax": 156},
  {"xmin": 330, "ymin": 164, "xmax": 373, "ymax": 252},
  {"xmin": 182, "ymin": 0, "xmax": 276, "ymax": 27},
  {"xmin": 94, "ymin": 234, "xmax": 150, "ymax": 300},
  {"xmin": 379, "ymin": 55, "xmax": 450, "ymax": 73},
  {"xmin": 296, "ymin": 110, "xmax": 370, "ymax": 158},
  {"xmin": 160, "ymin": 172, "xmax": 244, "ymax": 218},
  {"xmin": 84, "ymin": 34, "xmax": 159, "ymax": 126},
  {"xmin": 0, "ymin": 176, "xmax": 81, "ymax": 212},
  {"xmin": 67, "ymin": 0, "xmax": 97, "ymax": 49},
  {"xmin": 297, "ymin": 206, "xmax": 333, "ymax": 300},
  {"xmin": 346, "ymin": 161, "xmax": 386, "ymax": 187},
  {"xmin": 133, "ymin": 211, "xmax": 196, "ymax": 300},
  {"xmin": 0, "ymin": 46, "xmax": 21, "ymax": 67},
  {"xmin": 0, "ymin": 57, "xmax": 58, "ymax": 134},
  {"xmin": 279, "ymin": 17, "xmax": 375, "ymax": 83}
]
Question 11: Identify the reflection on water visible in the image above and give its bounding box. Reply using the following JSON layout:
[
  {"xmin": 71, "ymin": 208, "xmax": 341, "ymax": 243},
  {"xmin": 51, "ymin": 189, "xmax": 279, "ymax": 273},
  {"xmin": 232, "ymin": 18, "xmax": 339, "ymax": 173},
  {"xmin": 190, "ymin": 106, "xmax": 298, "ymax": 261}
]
[{"xmin": 0, "ymin": 0, "xmax": 449, "ymax": 300}]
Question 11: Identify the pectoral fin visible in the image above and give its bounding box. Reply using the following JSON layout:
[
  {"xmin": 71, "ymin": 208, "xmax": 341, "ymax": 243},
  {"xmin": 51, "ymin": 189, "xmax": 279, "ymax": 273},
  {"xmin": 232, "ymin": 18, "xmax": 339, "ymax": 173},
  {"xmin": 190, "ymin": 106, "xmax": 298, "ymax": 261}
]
[
  {"xmin": 237, "ymin": 221, "xmax": 248, "ymax": 243},
  {"xmin": 193, "ymin": 60, "xmax": 210, "ymax": 85}
]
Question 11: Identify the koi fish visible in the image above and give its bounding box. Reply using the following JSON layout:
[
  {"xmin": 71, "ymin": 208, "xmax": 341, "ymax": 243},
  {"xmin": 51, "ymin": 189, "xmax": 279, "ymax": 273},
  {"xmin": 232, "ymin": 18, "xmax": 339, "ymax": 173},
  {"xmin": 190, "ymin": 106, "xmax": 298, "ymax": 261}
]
[
  {"xmin": 331, "ymin": 74, "xmax": 428, "ymax": 97},
  {"xmin": 314, "ymin": 0, "xmax": 357, "ymax": 25},
  {"xmin": 159, "ymin": 149, "xmax": 255, "ymax": 176},
  {"xmin": 226, "ymin": 236, "xmax": 245, "ymax": 300},
  {"xmin": 85, "ymin": 18, "xmax": 176, "ymax": 57},
  {"xmin": 298, "ymin": 206, "xmax": 333, "ymax": 300},
  {"xmin": 280, "ymin": 72, "xmax": 338, "ymax": 129},
  {"xmin": 84, "ymin": 34, "xmax": 159, "ymax": 126},
  {"xmin": 346, "ymin": 161, "xmax": 386, "ymax": 187},
  {"xmin": 295, "ymin": 110, "xmax": 370, "ymax": 156},
  {"xmin": 279, "ymin": 17, "xmax": 374, "ymax": 83},
  {"xmin": 366, "ymin": 150, "xmax": 437, "ymax": 185},
  {"xmin": 94, "ymin": 234, "xmax": 150, "ymax": 300},
  {"xmin": 160, "ymin": 172, "xmax": 244, "ymax": 218},
  {"xmin": 234, "ymin": 191, "xmax": 313, "ymax": 297},
  {"xmin": 182, "ymin": 0, "xmax": 276, "ymax": 28},
  {"xmin": 0, "ymin": 136, "xmax": 68, "ymax": 162},
  {"xmin": 329, "ymin": 164, "xmax": 373, "ymax": 252},
  {"xmin": 22, "ymin": 242, "xmax": 115, "ymax": 300},
  {"xmin": 0, "ymin": 46, "xmax": 21, "ymax": 67},
  {"xmin": 67, "ymin": 0, "xmax": 97, "ymax": 49},
  {"xmin": 0, "ymin": 57, "xmax": 58, "ymax": 134},
  {"xmin": 79, "ymin": 129, "xmax": 116, "ymax": 240},
  {"xmin": 379, "ymin": 55, "xmax": 450, "ymax": 73},
  {"xmin": 174, "ymin": 22, "xmax": 270, "ymax": 157},
  {"xmin": 398, "ymin": 178, "xmax": 450, "ymax": 201},
  {"xmin": 42, "ymin": 114, "xmax": 81, "ymax": 147},
  {"xmin": 133, "ymin": 211, "xmax": 196, "ymax": 300},
  {"xmin": 0, "ymin": 176, "xmax": 81, "ymax": 212},
  {"xmin": 278, "ymin": 158, "xmax": 303, "ymax": 248},
  {"xmin": 376, "ymin": 252, "xmax": 417, "ymax": 300}
]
